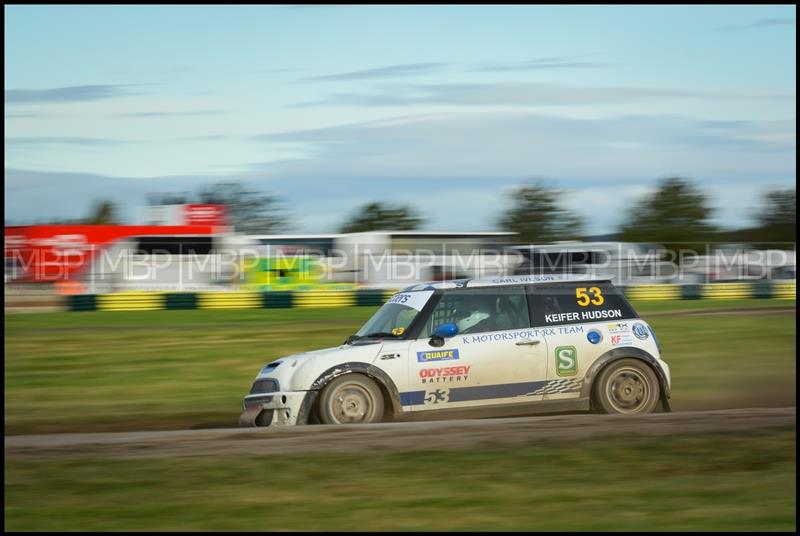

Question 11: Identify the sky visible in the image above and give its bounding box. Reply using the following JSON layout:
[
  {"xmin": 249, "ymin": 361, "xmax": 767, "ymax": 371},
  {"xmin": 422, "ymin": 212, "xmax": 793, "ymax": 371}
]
[{"xmin": 4, "ymin": 5, "xmax": 796, "ymax": 234}]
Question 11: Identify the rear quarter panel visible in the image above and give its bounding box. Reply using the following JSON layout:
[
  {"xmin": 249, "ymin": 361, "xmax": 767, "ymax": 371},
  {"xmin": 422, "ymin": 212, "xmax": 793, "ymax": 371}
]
[{"xmin": 542, "ymin": 319, "xmax": 661, "ymax": 400}]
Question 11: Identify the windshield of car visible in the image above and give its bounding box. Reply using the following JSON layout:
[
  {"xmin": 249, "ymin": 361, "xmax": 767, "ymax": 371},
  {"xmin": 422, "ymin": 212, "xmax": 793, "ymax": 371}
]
[{"xmin": 353, "ymin": 291, "xmax": 434, "ymax": 340}]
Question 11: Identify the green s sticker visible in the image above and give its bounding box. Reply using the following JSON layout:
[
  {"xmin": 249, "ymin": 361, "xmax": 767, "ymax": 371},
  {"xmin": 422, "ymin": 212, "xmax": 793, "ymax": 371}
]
[{"xmin": 555, "ymin": 346, "xmax": 577, "ymax": 377}]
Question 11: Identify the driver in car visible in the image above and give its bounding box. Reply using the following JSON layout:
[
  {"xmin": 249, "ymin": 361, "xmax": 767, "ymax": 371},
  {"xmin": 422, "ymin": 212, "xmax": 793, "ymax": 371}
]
[{"xmin": 455, "ymin": 295, "xmax": 496, "ymax": 334}]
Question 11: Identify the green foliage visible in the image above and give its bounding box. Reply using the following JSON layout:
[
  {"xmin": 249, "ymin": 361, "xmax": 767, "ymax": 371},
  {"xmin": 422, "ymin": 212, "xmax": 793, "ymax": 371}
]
[
  {"xmin": 757, "ymin": 188, "xmax": 795, "ymax": 230},
  {"xmin": 339, "ymin": 202, "xmax": 424, "ymax": 233},
  {"xmin": 699, "ymin": 187, "xmax": 796, "ymax": 249},
  {"xmin": 197, "ymin": 181, "xmax": 289, "ymax": 233},
  {"xmin": 750, "ymin": 187, "xmax": 796, "ymax": 245},
  {"xmin": 85, "ymin": 200, "xmax": 119, "ymax": 225},
  {"xmin": 498, "ymin": 182, "xmax": 583, "ymax": 243},
  {"xmin": 618, "ymin": 177, "xmax": 717, "ymax": 253}
]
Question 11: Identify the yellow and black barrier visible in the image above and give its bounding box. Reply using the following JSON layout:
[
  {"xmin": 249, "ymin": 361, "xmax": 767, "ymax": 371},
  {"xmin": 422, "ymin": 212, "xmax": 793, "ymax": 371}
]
[
  {"xmin": 67, "ymin": 289, "xmax": 398, "ymax": 312},
  {"xmin": 198, "ymin": 292, "xmax": 263, "ymax": 310},
  {"xmin": 66, "ymin": 282, "xmax": 795, "ymax": 312},
  {"xmin": 623, "ymin": 281, "xmax": 796, "ymax": 301},
  {"xmin": 622, "ymin": 285, "xmax": 682, "ymax": 301},
  {"xmin": 96, "ymin": 292, "xmax": 164, "ymax": 312},
  {"xmin": 772, "ymin": 281, "xmax": 797, "ymax": 300}
]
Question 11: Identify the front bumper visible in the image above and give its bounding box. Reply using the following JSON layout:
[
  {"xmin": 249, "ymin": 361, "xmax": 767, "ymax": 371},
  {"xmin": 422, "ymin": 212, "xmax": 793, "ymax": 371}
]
[{"xmin": 238, "ymin": 391, "xmax": 308, "ymax": 427}]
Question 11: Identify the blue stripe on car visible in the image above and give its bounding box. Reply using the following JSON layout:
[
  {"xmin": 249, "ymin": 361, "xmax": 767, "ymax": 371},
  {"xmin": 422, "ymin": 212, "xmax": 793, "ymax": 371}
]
[
  {"xmin": 448, "ymin": 380, "xmax": 549, "ymax": 402},
  {"xmin": 400, "ymin": 379, "xmax": 579, "ymax": 407},
  {"xmin": 400, "ymin": 391, "xmax": 426, "ymax": 406}
]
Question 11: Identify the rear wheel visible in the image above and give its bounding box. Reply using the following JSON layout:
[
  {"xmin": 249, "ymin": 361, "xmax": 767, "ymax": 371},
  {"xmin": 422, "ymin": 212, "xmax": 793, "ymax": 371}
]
[
  {"xmin": 593, "ymin": 359, "xmax": 660, "ymax": 414},
  {"xmin": 318, "ymin": 374, "xmax": 385, "ymax": 425}
]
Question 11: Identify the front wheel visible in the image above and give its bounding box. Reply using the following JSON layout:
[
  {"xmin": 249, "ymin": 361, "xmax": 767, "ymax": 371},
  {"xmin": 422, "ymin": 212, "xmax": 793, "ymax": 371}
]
[
  {"xmin": 593, "ymin": 359, "xmax": 661, "ymax": 414},
  {"xmin": 317, "ymin": 374, "xmax": 385, "ymax": 425}
]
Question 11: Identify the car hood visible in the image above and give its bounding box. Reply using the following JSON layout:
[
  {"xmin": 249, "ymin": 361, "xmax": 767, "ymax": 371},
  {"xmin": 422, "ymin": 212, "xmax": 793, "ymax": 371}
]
[
  {"xmin": 285, "ymin": 339, "xmax": 384, "ymax": 363},
  {"xmin": 256, "ymin": 340, "xmax": 386, "ymax": 390}
]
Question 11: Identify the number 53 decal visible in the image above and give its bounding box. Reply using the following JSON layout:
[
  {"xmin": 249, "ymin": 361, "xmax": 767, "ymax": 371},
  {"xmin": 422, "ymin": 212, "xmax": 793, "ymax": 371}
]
[{"xmin": 575, "ymin": 287, "xmax": 604, "ymax": 307}]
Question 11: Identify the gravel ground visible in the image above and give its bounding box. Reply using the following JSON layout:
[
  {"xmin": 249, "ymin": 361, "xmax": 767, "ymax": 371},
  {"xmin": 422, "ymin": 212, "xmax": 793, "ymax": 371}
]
[{"xmin": 5, "ymin": 407, "xmax": 794, "ymax": 460}]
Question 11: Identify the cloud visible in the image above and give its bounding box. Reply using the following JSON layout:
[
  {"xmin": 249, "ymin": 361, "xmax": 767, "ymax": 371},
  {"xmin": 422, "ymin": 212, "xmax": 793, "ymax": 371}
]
[
  {"xmin": 5, "ymin": 137, "xmax": 126, "ymax": 147},
  {"xmin": 298, "ymin": 56, "xmax": 609, "ymax": 83},
  {"xmin": 717, "ymin": 18, "xmax": 796, "ymax": 31},
  {"xmin": 5, "ymin": 134, "xmax": 233, "ymax": 149},
  {"xmin": 5, "ymin": 85, "xmax": 134, "ymax": 105},
  {"xmin": 248, "ymin": 111, "xmax": 794, "ymax": 232},
  {"xmin": 294, "ymin": 81, "xmax": 795, "ymax": 108},
  {"xmin": 472, "ymin": 55, "xmax": 615, "ymax": 73},
  {"xmin": 104, "ymin": 67, "xmax": 191, "ymax": 76},
  {"xmin": 300, "ymin": 63, "xmax": 448, "ymax": 82},
  {"xmin": 255, "ymin": 68, "xmax": 307, "ymax": 74},
  {"xmin": 250, "ymin": 112, "xmax": 795, "ymax": 181},
  {"xmin": 177, "ymin": 135, "xmax": 231, "ymax": 142},
  {"xmin": 4, "ymin": 111, "xmax": 45, "ymax": 119},
  {"xmin": 5, "ymin": 113, "xmax": 795, "ymax": 233},
  {"xmin": 4, "ymin": 168, "xmax": 207, "ymax": 225},
  {"xmin": 116, "ymin": 109, "xmax": 228, "ymax": 118}
]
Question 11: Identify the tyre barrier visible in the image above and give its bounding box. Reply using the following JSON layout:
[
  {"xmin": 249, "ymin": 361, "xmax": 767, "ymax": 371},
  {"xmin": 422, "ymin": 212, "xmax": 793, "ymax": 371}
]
[
  {"xmin": 66, "ymin": 289, "xmax": 397, "ymax": 312},
  {"xmin": 63, "ymin": 282, "xmax": 796, "ymax": 312},
  {"xmin": 198, "ymin": 292, "xmax": 263, "ymax": 310},
  {"xmin": 96, "ymin": 292, "xmax": 164, "ymax": 311},
  {"xmin": 623, "ymin": 285, "xmax": 681, "ymax": 301},
  {"xmin": 293, "ymin": 290, "xmax": 355, "ymax": 308},
  {"xmin": 701, "ymin": 282, "xmax": 754, "ymax": 300},
  {"xmin": 773, "ymin": 281, "xmax": 797, "ymax": 300}
]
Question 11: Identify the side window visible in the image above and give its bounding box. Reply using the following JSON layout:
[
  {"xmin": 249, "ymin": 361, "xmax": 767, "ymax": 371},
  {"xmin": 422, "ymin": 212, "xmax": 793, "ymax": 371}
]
[
  {"xmin": 528, "ymin": 282, "xmax": 638, "ymax": 327},
  {"xmin": 419, "ymin": 288, "xmax": 530, "ymax": 337}
]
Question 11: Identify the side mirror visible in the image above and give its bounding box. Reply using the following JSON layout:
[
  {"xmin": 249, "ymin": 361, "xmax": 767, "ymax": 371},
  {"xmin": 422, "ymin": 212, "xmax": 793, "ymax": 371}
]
[
  {"xmin": 434, "ymin": 323, "xmax": 458, "ymax": 338},
  {"xmin": 429, "ymin": 335, "xmax": 445, "ymax": 347},
  {"xmin": 429, "ymin": 323, "xmax": 457, "ymax": 347}
]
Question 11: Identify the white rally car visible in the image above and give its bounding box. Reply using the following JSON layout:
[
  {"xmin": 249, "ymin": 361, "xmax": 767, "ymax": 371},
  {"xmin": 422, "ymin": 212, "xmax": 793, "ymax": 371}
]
[{"xmin": 239, "ymin": 275, "xmax": 671, "ymax": 427}]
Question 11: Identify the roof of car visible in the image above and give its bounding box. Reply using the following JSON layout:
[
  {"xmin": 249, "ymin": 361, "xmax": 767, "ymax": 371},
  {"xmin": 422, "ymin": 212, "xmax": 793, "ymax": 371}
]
[{"xmin": 401, "ymin": 274, "xmax": 604, "ymax": 292}]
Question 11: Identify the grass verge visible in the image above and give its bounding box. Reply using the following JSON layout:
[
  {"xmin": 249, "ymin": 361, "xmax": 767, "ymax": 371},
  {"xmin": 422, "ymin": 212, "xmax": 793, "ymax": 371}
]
[
  {"xmin": 4, "ymin": 428, "xmax": 796, "ymax": 531},
  {"xmin": 4, "ymin": 300, "xmax": 795, "ymax": 434}
]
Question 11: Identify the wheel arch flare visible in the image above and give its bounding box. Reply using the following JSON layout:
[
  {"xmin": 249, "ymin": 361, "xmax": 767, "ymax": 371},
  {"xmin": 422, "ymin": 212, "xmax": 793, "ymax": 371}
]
[
  {"xmin": 581, "ymin": 347, "xmax": 672, "ymax": 412},
  {"xmin": 296, "ymin": 362, "xmax": 405, "ymax": 425}
]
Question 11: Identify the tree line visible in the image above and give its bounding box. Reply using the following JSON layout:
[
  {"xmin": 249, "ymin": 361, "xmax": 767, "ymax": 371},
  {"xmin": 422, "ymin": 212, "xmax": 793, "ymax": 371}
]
[
  {"xmin": 503, "ymin": 178, "xmax": 795, "ymax": 248},
  {"xmin": 30, "ymin": 178, "xmax": 796, "ymax": 247}
]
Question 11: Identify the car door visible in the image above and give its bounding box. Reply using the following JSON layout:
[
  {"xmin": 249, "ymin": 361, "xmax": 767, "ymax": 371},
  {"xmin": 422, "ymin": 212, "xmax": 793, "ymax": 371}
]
[{"xmin": 405, "ymin": 286, "xmax": 548, "ymax": 412}]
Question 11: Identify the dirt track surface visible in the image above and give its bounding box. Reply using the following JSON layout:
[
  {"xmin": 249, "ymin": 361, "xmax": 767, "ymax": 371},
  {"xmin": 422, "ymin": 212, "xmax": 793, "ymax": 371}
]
[{"xmin": 5, "ymin": 408, "xmax": 795, "ymax": 460}]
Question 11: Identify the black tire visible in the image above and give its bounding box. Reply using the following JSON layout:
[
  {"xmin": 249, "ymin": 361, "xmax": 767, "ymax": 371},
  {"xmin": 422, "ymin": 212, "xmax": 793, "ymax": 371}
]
[
  {"xmin": 317, "ymin": 374, "xmax": 385, "ymax": 425},
  {"xmin": 593, "ymin": 358, "xmax": 661, "ymax": 415}
]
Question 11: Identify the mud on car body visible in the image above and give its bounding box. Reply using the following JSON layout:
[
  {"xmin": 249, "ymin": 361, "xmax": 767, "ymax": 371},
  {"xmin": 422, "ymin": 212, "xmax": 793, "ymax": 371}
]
[{"xmin": 239, "ymin": 274, "xmax": 671, "ymax": 427}]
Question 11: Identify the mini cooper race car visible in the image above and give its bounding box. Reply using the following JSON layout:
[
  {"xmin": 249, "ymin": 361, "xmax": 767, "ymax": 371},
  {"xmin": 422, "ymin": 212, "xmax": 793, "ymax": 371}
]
[{"xmin": 239, "ymin": 274, "xmax": 671, "ymax": 427}]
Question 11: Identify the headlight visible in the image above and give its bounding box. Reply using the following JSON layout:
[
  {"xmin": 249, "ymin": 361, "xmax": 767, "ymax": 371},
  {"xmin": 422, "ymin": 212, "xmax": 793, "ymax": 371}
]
[
  {"xmin": 648, "ymin": 326, "xmax": 661, "ymax": 352},
  {"xmin": 250, "ymin": 378, "xmax": 279, "ymax": 394}
]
